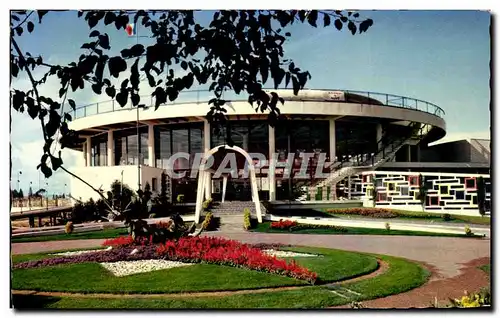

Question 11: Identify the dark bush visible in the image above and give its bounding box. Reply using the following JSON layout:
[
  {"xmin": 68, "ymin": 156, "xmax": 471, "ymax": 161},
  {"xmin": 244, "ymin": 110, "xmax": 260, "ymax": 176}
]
[
  {"xmin": 326, "ymin": 207, "xmax": 398, "ymax": 218},
  {"xmin": 442, "ymin": 213, "xmax": 452, "ymax": 221}
]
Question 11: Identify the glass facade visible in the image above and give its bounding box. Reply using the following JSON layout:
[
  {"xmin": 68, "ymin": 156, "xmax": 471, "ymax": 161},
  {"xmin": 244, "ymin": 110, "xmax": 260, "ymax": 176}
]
[
  {"xmin": 154, "ymin": 123, "xmax": 204, "ymax": 169},
  {"xmin": 91, "ymin": 134, "xmax": 108, "ymax": 166},
  {"xmin": 114, "ymin": 127, "xmax": 149, "ymax": 166},
  {"xmin": 275, "ymin": 120, "xmax": 330, "ymax": 159},
  {"xmin": 335, "ymin": 120, "xmax": 378, "ymax": 160},
  {"xmin": 211, "ymin": 120, "xmax": 269, "ymax": 157}
]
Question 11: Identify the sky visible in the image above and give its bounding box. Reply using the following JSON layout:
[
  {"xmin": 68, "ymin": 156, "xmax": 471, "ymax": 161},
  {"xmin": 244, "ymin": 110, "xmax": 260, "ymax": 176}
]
[{"xmin": 9, "ymin": 10, "xmax": 491, "ymax": 195}]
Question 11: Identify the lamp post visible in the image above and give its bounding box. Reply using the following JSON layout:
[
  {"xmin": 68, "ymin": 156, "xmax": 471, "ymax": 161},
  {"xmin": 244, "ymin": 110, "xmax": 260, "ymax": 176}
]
[
  {"xmin": 17, "ymin": 170, "xmax": 22, "ymax": 191},
  {"xmin": 136, "ymin": 104, "xmax": 148, "ymax": 191},
  {"xmin": 29, "ymin": 181, "xmax": 32, "ymax": 210}
]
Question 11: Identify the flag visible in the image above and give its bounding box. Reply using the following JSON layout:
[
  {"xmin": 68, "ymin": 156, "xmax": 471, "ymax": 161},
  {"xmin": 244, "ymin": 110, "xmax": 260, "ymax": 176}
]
[{"xmin": 125, "ymin": 23, "xmax": 136, "ymax": 36}]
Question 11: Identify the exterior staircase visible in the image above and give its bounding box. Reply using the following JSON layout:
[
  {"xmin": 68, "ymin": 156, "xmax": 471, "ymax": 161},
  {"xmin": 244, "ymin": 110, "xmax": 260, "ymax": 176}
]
[
  {"xmin": 207, "ymin": 201, "xmax": 266, "ymax": 233},
  {"xmin": 296, "ymin": 122, "xmax": 424, "ymax": 201}
]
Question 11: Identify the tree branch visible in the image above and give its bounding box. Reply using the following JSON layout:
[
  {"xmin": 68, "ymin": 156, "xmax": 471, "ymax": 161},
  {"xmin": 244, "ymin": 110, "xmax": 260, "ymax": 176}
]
[{"xmin": 12, "ymin": 11, "xmax": 34, "ymax": 30}]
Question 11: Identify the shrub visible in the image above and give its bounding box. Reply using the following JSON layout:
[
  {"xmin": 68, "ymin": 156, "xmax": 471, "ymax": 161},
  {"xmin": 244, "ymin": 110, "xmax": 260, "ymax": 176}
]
[
  {"xmin": 465, "ymin": 225, "xmax": 474, "ymax": 237},
  {"xmin": 243, "ymin": 208, "xmax": 252, "ymax": 230},
  {"xmin": 442, "ymin": 213, "xmax": 452, "ymax": 222},
  {"xmin": 64, "ymin": 221, "xmax": 74, "ymax": 234},
  {"xmin": 202, "ymin": 212, "xmax": 218, "ymax": 231},
  {"xmin": 155, "ymin": 220, "xmax": 173, "ymax": 230},
  {"xmin": 202, "ymin": 198, "xmax": 213, "ymax": 211},
  {"xmin": 449, "ymin": 289, "xmax": 491, "ymax": 308},
  {"xmin": 270, "ymin": 220, "xmax": 298, "ymax": 230},
  {"xmin": 385, "ymin": 222, "xmax": 391, "ymax": 231},
  {"xmin": 176, "ymin": 194, "xmax": 185, "ymax": 204}
]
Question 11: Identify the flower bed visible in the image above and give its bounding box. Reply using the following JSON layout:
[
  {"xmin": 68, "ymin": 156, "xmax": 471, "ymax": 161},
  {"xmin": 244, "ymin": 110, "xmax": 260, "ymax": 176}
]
[
  {"xmin": 156, "ymin": 237, "xmax": 317, "ymax": 283},
  {"xmin": 270, "ymin": 220, "xmax": 298, "ymax": 230},
  {"xmin": 262, "ymin": 249, "xmax": 318, "ymax": 258},
  {"xmin": 269, "ymin": 220, "xmax": 347, "ymax": 233},
  {"xmin": 14, "ymin": 237, "xmax": 318, "ymax": 284},
  {"xmin": 326, "ymin": 208, "xmax": 399, "ymax": 218},
  {"xmin": 102, "ymin": 235, "xmax": 154, "ymax": 248},
  {"xmin": 100, "ymin": 259, "xmax": 194, "ymax": 277}
]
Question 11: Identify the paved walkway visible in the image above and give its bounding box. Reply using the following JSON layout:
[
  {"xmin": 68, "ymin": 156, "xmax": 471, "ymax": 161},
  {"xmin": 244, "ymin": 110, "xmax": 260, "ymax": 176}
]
[{"xmin": 11, "ymin": 232, "xmax": 490, "ymax": 308}]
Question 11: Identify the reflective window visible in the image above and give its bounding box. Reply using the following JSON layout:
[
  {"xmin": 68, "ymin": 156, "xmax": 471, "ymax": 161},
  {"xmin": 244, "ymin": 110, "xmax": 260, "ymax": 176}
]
[
  {"xmin": 91, "ymin": 134, "xmax": 107, "ymax": 166},
  {"xmin": 114, "ymin": 127, "xmax": 148, "ymax": 166}
]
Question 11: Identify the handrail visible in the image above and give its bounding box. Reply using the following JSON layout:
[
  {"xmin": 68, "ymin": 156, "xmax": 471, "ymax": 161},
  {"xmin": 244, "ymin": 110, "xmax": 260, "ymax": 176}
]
[{"xmin": 70, "ymin": 88, "xmax": 445, "ymax": 120}]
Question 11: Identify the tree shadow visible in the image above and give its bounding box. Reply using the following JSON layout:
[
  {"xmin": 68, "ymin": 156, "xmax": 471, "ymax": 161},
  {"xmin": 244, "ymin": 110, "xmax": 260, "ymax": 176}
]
[{"xmin": 11, "ymin": 294, "xmax": 62, "ymax": 310}]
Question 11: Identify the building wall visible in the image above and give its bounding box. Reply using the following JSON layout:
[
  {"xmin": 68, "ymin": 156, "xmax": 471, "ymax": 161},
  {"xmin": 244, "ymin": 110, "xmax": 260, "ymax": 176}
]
[
  {"xmin": 336, "ymin": 170, "xmax": 491, "ymax": 216},
  {"xmin": 70, "ymin": 165, "xmax": 165, "ymax": 202}
]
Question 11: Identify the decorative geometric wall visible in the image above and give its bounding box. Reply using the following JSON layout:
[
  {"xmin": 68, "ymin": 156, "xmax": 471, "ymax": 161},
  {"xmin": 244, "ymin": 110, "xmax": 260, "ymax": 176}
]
[{"xmin": 338, "ymin": 171, "xmax": 491, "ymax": 213}]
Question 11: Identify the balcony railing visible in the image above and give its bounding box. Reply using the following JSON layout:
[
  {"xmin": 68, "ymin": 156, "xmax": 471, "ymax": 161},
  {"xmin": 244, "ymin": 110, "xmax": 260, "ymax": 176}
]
[{"xmin": 71, "ymin": 88, "xmax": 445, "ymax": 120}]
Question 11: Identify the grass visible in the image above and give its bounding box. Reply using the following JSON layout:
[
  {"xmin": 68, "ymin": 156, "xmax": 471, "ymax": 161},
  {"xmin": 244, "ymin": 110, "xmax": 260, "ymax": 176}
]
[
  {"xmin": 11, "ymin": 228, "xmax": 128, "ymax": 243},
  {"xmin": 12, "ymin": 247, "xmax": 377, "ymax": 294},
  {"xmin": 253, "ymin": 222, "xmax": 484, "ymax": 238},
  {"xmin": 323, "ymin": 208, "xmax": 490, "ymax": 225},
  {"xmin": 11, "ymin": 252, "xmax": 429, "ymax": 309},
  {"xmin": 479, "ymin": 264, "xmax": 490, "ymax": 276}
]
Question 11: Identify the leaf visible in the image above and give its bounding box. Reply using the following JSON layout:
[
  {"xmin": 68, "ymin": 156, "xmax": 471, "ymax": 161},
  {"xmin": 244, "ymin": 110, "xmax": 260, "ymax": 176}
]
[
  {"xmin": 291, "ymin": 76, "xmax": 300, "ymax": 95},
  {"xmin": 131, "ymin": 93, "xmax": 140, "ymax": 106},
  {"xmin": 334, "ymin": 19, "xmax": 342, "ymax": 31},
  {"xmin": 180, "ymin": 61, "xmax": 188, "ymax": 70},
  {"xmin": 323, "ymin": 14, "xmax": 331, "ymax": 27},
  {"xmin": 59, "ymin": 87, "xmax": 66, "ymax": 98},
  {"xmin": 105, "ymin": 86, "xmax": 116, "ymax": 98},
  {"xmin": 115, "ymin": 90, "xmax": 129, "ymax": 107},
  {"xmin": 92, "ymin": 83, "xmax": 102, "ymax": 94},
  {"xmin": 37, "ymin": 10, "xmax": 48, "ymax": 23},
  {"xmin": 285, "ymin": 32, "xmax": 291, "ymax": 36},
  {"xmin": 98, "ymin": 34, "xmax": 110, "ymax": 50},
  {"xmin": 104, "ymin": 11, "xmax": 116, "ymax": 25},
  {"xmin": 108, "ymin": 56, "xmax": 127, "ymax": 78},
  {"xmin": 359, "ymin": 18, "xmax": 374, "ymax": 33},
  {"xmin": 353, "ymin": 12, "xmax": 360, "ymax": 18},
  {"xmin": 130, "ymin": 58, "xmax": 140, "ymax": 89},
  {"xmin": 68, "ymin": 99, "xmax": 76, "ymax": 110},
  {"xmin": 11, "ymin": 62, "xmax": 19, "ymax": 77},
  {"xmin": 307, "ymin": 10, "xmax": 318, "ymax": 27},
  {"xmin": 64, "ymin": 112, "xmax": 72, "ymax": 122},
  {"xmin": 15, "ymin": 26, "xmax": 23, "ymax": 36},
  {"xmin": 89, "ymin": 30, "xmax": 100, "ymax": 37},
  {"xmin": 348, "ymin": 21, "xmax": 357, "ymax": 35},
  {"xmin": 27, "ymin": 21, "xmax": 34, "ymax": 33}
]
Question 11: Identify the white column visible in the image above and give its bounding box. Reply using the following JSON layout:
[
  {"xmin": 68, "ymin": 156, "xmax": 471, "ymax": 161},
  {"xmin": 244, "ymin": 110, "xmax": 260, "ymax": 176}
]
[
  {"xmin": 203, "ymin": 119, "xmax": 210, "ymax": 152},
  {"xmin": 268, "ymin": 125, "xmax": 276, "ymax": 201},
  {"xmin": 86, "ymin": 137, "xmax": 92, "ymax": 167},
  {"xmin": 329, "ymin": 119, "xmax": 336, "ymax": 162},
  {"xmin": 407, "ymin": 144, "xmax": 412, "ymax": 162},
  {"xmin": 82, "ymin": 143, "xmax": 86, "ymax": 166},
  {"xmin": 107, "ymin": 130, "xmax": 114, "ymax": 166},
  {"xmin": 376, "ymin": 124, "xmax": 383, "ymax": 151},
  {"xmin": 204, "ymin": 171, "xmax": 212, "ymax": 200},
  {"xmin": 222, "ymin": 175, "xmax": 228, "ymax": 203},
  {"xmin": 347, "ymin": 175, "xmax": 352, "ymax": 200},
  {"xmin": 148, "ymin": 123, "xmax": 155, "ymax": 167}
]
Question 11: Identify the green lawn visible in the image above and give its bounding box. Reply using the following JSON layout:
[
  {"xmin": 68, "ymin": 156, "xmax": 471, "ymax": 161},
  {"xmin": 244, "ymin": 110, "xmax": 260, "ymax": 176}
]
[
  {"xmin": 11, "ymin": 252, "xmax": 429, "ymax": 309},
  {"xmin": 12, "ymin": 247, "xmax": 378, "ymax": 294},
  {"xmin": 324, "ymin": 208, "xmax": 490, "ymax": 226},
  {"xmin": 253, "ymin": 222, "xmax": 484, "ymax": 238},
  {"xmin": 11, "ymin": 228, "xmax": 128, "ymax": 243}
]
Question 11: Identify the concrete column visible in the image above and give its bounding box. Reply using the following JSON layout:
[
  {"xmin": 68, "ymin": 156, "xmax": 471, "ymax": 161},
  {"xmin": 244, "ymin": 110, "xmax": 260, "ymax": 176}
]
[
  {"xmin": 148, "ymin": 123, "xmax": 155, "ymax": 167},
  {"xmin": 107, "ymin": 130, "xmax": 114, "ymax": 166},
  {"xmin": 268, "ymin": 125, "xmax": 276, "ymax": 201},
  {"xmin": 407, "ymin": 144, "xmax": 412, "ymax": 162},
  {"xmin": 329, "ymin": 119, "xmax": 336, "ymax": 162},
  {"xmin": 82, "ymin": 143, "xmax": 86, "ymax": 166},
  {"xmin": 204, "ymin": 171, "xmax": 212, "ymax": 200},
  {"xmin": 86, "ymin": 137, "xmax": 92, "ymax": 167},
  {"xmin": 376, "ymin": 124, "xmax": 383, "ymax": 151},
  {"xmin": 222, "ymin": 175, "xmax": 228, "ymax": 203},
  {"xmin": 347, "ymin": 175, "xmax": 352, "ymax": 200},
  {"xmin": 203, "ymin": 119, "xmax": 211, "ymax": 152}
]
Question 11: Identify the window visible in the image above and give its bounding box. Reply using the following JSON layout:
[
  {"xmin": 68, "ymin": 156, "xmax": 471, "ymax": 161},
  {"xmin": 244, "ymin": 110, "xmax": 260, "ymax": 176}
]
[
  {"xmin": 91, "ymin": 134, "xmax": 107, "ymax": 166},
  {"xmin": 114, "ymin": 127, "xmax": 148, "ymax": 166},
  {"xmin": 152, "ymin": 178, "xmax": 158, "ymax": 192}
]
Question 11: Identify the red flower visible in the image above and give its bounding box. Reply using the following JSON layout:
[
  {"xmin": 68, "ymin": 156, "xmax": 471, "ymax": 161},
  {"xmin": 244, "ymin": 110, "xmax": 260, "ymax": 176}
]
[
  {"xmin": 270, "ymin": 220, "xmax": 298, "ymax": 230},
  {"xmin": 155, "ymin": 237, "xmax": 317, "ymax": 284}
]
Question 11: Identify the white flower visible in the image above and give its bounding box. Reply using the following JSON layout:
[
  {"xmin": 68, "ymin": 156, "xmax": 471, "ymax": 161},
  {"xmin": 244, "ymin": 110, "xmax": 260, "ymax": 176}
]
[{"xmin": 100, "ymin": 260, "xmax": 194, "ymax": 277}]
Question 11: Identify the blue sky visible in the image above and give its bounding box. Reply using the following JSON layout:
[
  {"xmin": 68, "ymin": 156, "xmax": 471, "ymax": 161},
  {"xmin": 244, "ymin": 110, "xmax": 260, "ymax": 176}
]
[{"xmin": 10, "ymin": 10, "xmax": 491, "ymax": 195}]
